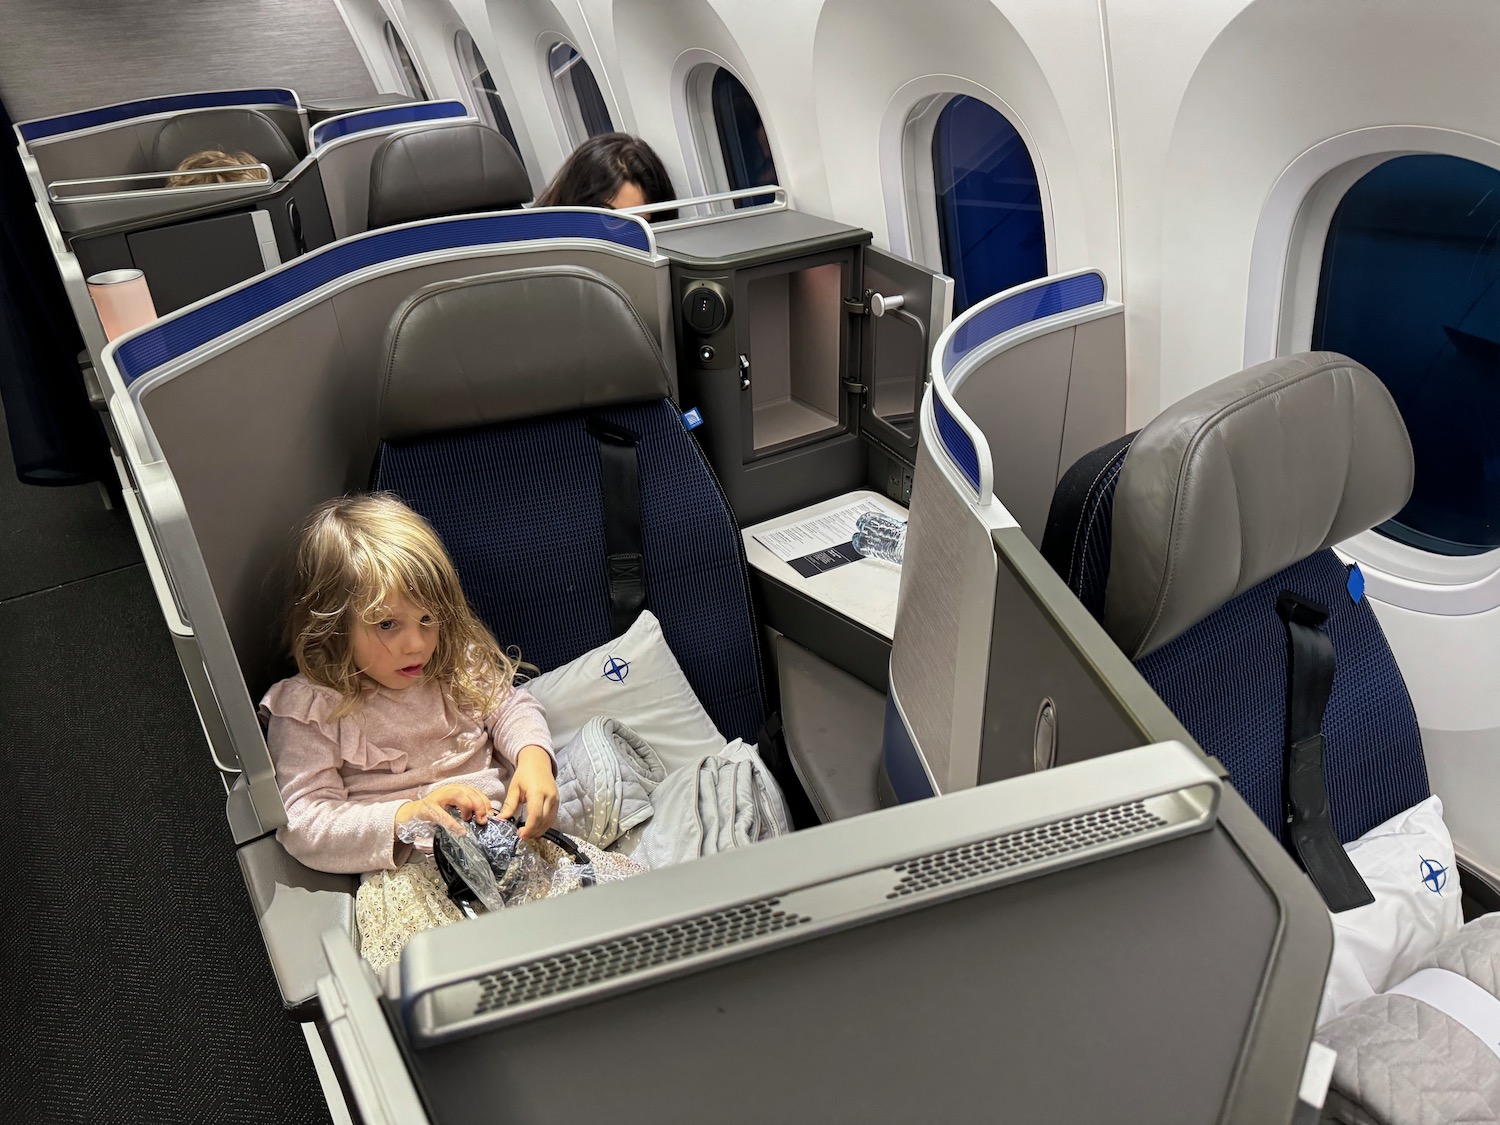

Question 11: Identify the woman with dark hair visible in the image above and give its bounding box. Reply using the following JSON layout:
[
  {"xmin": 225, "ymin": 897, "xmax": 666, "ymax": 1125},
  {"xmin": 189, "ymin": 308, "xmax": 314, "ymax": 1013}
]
[{"xmin": 535, "ymin": 133, "xmax": 678, "ymax": 220}]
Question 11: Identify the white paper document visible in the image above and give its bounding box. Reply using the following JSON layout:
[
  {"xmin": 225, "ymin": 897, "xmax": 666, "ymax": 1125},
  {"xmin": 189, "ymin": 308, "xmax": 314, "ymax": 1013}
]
[{"xmin": 751, "ymin": 497, "xmax": 887, "ymax": 563}]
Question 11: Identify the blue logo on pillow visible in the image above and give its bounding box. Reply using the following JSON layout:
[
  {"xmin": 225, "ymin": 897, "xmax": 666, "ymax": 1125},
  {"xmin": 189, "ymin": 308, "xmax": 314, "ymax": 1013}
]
[
  {"xmin": 603, "ymin": 655, "xmax": 630, "ymax": 683},
  {"xmin": 1420, "ymin": 856, "xmax": 1448, "ymax": 895}
]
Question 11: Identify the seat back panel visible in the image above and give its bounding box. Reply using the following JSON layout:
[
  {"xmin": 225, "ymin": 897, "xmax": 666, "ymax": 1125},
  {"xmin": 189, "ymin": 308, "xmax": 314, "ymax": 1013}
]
[{"xmin": 374, "ymin": 399, "xmax": 765, "ymax": 743}]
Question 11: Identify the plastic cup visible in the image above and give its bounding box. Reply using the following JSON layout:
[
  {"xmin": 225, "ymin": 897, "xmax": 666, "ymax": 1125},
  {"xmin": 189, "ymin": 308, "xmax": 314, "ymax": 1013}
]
[{"xmin": 86, "ymin": 268, "xmax": 158, "ymax": 340}]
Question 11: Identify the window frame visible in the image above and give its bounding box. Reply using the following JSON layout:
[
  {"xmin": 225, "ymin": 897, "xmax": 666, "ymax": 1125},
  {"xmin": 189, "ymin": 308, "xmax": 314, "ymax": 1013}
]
[
  {"xmin": 544, "ymin": 39, "xmax": 613, "ymax": 148},
  {"xmin": 1246, "ymin": 126, "xmax": 1500, "ymax": 604},
  {"xmin": 452, "ymin": 27, "xmax": 520, "ymax": 154},
  {"xmin": 915, "ymin": 92, "xmax": 1049, "ymax": 313},
  {"xmin": 881, "ymin": 79, "xmax": 1053, "ymax": 281},
  {"xmin": 383, "ymin": 20, "xmax": 430, "ymax": 101},
  {"xmin": 680, "ymin": 63, "xmax": 781, "ymax": 209}
]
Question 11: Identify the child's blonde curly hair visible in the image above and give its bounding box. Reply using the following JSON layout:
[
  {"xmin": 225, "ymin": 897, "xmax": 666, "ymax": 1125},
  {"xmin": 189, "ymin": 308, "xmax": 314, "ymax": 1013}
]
[
  {"xmin": 285, "ymin": 493, "xmax": 517, "ymax": 719},
  {"xmin": 167, "ymin": 149, "xmax": 266, "ymax": 188}
]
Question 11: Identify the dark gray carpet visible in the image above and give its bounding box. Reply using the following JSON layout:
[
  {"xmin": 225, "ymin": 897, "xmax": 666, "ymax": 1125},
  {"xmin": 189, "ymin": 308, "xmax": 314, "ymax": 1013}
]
[
  {"xmin": 0, "ymin": 564, "xmax": 332, "ymax": 1123},
  {"xmin": 0, "ymin": 422, "xmax": 140, "ymax": 601}
]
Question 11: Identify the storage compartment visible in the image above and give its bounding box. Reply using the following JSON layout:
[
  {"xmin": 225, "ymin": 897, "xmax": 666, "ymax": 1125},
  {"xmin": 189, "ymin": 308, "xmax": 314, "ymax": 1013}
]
[{"xmin": 746, "ymin": 262, "xmax": 845, "ymax": 451}]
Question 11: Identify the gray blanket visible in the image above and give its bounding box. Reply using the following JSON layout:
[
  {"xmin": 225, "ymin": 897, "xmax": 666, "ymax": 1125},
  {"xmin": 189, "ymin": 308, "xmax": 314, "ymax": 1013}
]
[
  {"xmin": 634, "ymin": 738, "xmax": 790, "ymax": 868},
  {"xmin": 1318, "ymin": 915, "xmax": 1500, "ymax": 1124},
  {"xmin": 553, "ymin": 716, "xmax": 664, "ymax": 849},
  {"xmin": 552, "ymin": 721, "xmax": 790, "ymax": 865}
]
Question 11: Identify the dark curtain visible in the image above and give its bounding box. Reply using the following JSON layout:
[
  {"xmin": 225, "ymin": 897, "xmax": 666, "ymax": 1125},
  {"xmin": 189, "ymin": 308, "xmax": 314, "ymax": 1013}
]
[{"xmin": 0, "ymin": 96, "xmax": 106, "ymax": 485}]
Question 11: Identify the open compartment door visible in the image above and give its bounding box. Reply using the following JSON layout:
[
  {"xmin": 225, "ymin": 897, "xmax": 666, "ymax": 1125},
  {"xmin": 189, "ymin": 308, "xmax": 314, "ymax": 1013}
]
[{"xmin": 858, "ymin": 247, "xmax": 953, "ymax": 460}]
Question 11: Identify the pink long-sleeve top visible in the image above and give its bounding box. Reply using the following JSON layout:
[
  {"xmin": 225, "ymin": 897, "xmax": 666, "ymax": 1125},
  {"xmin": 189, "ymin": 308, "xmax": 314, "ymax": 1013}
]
[{"xmin": 260, "ymin": 674, "xmax": 554, "ymax": 875}]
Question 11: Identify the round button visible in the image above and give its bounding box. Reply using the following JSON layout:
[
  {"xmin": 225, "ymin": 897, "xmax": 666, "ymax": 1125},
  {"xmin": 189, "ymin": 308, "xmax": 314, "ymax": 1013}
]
[
  {"xmin": 698, "ymin": 345, "xmax": 715, "ymax": 363},
  {"xmin": 682, "ymin": 286, "xmax": 727, "ymax": 334}
]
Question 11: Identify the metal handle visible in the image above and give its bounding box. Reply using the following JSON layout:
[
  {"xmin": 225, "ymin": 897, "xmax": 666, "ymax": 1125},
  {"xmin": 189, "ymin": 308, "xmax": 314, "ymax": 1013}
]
[
  {"xmin": 619, "ymin": 185, "xmax": 788, "ymax": 220},
  {"xmin": 47, "ymin": 165, "xmax": 272, "ymax": 203}
]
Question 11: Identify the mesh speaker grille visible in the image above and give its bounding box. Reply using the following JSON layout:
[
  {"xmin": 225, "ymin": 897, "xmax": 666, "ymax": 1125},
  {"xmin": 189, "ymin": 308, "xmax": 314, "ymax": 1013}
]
[
  {"xmin": 472, "ymin": 898, "xmax": 812, "ymax": 1016},
  {"xmin": 888, "ymin": 800, "xmax": 1167, "ymax": 898}
]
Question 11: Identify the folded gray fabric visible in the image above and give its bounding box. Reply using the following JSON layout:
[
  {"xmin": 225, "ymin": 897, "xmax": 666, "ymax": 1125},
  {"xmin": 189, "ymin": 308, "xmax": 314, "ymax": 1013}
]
[
  {"xmin": 1317, "ymin": 993, "xmax": 1500, "ymax": 1124},
  {"xmin": 634, "ymin": 739, "xmax": 790, "ymax": 868},
  {"xmin": 1419, "ymin": 914, "xmax": 1500, "ymax": 994},
  {"xmin": 1317, "ymin": 915, "xmax": 1500, "ymax": 1124},
  {"xmin": 553, "ymin": 717, "xmax": 666, "ymax": 850}
]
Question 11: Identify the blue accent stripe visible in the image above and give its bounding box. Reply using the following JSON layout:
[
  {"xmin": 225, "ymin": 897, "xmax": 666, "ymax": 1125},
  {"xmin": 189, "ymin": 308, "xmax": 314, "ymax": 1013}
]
[
  {"xmin": 115, "ymin": 210, "xmax": 651, "ymax": 386},
  {"xmin": 311, "ymin": 101, "xmax": 468, "ymax": 148},
  {"xmin": 932, "ymin": 395, "xmax": 980, "ymax": 493},
  {"xmin": 19, "ymin": 89, "xmax": 298, "ymax": 143},
  {"xmin": 883, "ymin": 695, "xmax": 936, "ymax": 803},
  {"xmin": 943, "ymin": 272, "xmax": 1106, "ymax": 373}
]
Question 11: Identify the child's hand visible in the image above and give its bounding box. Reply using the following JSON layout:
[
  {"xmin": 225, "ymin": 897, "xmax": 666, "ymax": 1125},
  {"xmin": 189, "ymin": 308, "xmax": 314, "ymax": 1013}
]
[
  {"xmin": 500, "ymin": 745, "xmax": 559, "ymax": 839},
  {"xmin": 396, "ymin": 783, "xmax": 493, "ymax": 840}
]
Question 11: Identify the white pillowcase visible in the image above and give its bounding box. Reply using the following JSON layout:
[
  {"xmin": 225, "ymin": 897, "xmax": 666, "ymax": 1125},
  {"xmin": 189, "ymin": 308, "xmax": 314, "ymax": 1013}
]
[
  {"xmin": 1317, "ymin": 794, "xmax": 1464, "ymax": 1026},
  {"xmin": 524, "ymin": 611, "xmax": 728, "ymax": 774}
]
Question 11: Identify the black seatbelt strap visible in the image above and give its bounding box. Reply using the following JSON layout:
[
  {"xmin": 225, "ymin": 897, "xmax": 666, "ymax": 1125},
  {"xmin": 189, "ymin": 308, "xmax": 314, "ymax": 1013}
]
[
  {"xmin": 587, "ymin": 417, "xmax": 647, "ymax": 636},
  {"xmin": 1277, "ymin": 592, "xmax": 1374, "ymax": 914}
]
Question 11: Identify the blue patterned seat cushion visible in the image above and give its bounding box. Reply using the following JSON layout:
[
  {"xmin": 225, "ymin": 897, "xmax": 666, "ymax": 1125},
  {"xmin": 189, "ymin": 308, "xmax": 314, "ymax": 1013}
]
[
  {"xmin": 1136, "ymin": 550, "xmax": 1429, "ymax": 846},
  {"xmin": 373, "ymin": 399, "xmax": 766, "ymax": 743}
]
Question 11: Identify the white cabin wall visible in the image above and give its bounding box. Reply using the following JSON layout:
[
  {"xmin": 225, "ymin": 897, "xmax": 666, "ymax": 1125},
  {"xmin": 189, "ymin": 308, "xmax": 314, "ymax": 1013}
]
[
  {"xmin": 582, "ymin": 0, "xmax": 826, "ymax": 215},
  {"xmin": 810, "ymin": 0, "xmax": 1120, "ymax": 286},
  {"xmin": 1107, "ymin": 0, "xmax": 1500, "ymax": 423}
]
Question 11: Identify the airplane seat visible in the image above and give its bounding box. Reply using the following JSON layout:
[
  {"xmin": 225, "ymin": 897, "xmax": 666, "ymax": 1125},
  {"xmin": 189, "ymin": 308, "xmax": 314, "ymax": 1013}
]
[
  {"xmin": 1041, "ymin": 351, "xmax": 1428, "ymax": 847},
  {"xmin": 366, "ymin": 122, "xmax": 531, "ymax": 229},
  {"xmin": 150, "ymin": 107, "xmax": 301, "ymax": 179},
  {"xmin": 368, "ymin": 265, "xmax": 767, "ymax": 745},
  {"xmin": 1041, "ymin": 352, "xmax": 1500, "ymax": 1122}
]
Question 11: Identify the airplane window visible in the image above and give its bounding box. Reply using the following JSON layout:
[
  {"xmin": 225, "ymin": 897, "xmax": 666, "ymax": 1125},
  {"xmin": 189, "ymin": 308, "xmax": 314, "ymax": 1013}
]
[
  {"xmin": 548, "ymin": 41, "xmax": 614, "ymax": 146},
  {"xmin": 454, "ymin": 29, "xmax": 520, "ymax": 154},
  {"xmin": 1313, "ymin": 153, "xmax": 1500, "ymax": 555},
  {"xmin": 709, "ymin": 69, "xmax": 776, "ymax": 207},
  {"xmin": 931, "ymin": 95, "xmax": 1046, "ymax": 314},
  {"xmin": 384, "ymin": 22, "xmax": 429, "ymax": 101}
]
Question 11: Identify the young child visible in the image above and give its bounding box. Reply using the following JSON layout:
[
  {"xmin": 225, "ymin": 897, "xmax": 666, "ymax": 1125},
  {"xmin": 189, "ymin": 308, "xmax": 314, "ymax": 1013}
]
[
  {"xmin": 260, "ymin": 493, "xmax": 560, "ymax": 877},
  {"xmin": 167, "ymin": 149, "xmax": 267, "ymax": 188}
]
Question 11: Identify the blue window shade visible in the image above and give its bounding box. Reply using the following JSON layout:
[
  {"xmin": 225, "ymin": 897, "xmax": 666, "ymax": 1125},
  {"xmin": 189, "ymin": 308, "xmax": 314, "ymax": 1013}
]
[
  {"xmin": 1313, "ymin": 154, "xmax": 1500, "ymax": 555},
  {"xmin": 710, "ymin": 70, "xmax": 776, "ymax": 208},
  {"xmin": 932, "ymin": 96, "xmax": 1046, "ymax": 314}
]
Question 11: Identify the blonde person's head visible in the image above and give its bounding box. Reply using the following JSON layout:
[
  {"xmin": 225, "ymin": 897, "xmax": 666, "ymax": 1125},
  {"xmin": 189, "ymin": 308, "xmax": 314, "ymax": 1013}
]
[
  {"xmin": 167, "ymin": 149, "xmax": 265, "ymax": 188},
  {"xmin": 285, "ymin": 493, "xmax": 516, "ymax": 717}
]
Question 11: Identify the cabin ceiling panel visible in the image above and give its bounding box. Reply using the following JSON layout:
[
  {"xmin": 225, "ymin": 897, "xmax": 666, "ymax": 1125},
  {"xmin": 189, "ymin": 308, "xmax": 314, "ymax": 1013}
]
[{"xmin": 0, "ymin": 0, "xmax": 374, "ymax": 121}]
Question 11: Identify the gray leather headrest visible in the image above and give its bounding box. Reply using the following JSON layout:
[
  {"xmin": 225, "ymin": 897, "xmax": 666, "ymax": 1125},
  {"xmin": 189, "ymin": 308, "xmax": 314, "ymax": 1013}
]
[
  {"xmin": 1104, "ymin": 352, "xmax": 1413, "ymax": 660},
  {"xmin": 151, "ymin": 109, "xmax": 300, "ymax": 179},
  {"xmin": 380, "ymin": 266, "xmax": 671, "ymax": 440},
  {"xmin": 367, "ymin": 123, "xmax": 531, "ymax": 228}
]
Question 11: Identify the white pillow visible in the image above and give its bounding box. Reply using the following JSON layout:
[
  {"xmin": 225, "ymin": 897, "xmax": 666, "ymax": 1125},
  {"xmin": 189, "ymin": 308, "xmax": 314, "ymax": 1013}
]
[
  {"xmin": 524, "ymin": 611, "xmax": 727, "ymax": 773},
  {"xmin": 1317, "ymin": 794, "xmax": 1463, "ymax": 1026}
]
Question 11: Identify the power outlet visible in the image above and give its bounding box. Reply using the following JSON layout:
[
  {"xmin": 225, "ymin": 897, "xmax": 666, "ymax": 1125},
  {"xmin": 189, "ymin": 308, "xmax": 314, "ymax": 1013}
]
[
  {"xmin": 900, "ymin": 467, "xmax": 913, "ymax": 504},
  {"xmin": 886, "ymin": 459, "xmax": 904, "ymax": 500}
]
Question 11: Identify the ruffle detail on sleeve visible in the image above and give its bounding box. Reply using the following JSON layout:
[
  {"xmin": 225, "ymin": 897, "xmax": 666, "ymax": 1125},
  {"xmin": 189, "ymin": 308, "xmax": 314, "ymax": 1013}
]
[{"xmin": 260, "ymin": 676, "xmax": 409, "ymax": 773}]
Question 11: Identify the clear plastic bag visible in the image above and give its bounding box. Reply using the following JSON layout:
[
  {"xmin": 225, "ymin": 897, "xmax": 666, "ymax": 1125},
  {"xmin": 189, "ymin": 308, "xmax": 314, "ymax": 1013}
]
[{"xmin": 397, "ymin": 805, "xmax": 507, "ymax": 913}]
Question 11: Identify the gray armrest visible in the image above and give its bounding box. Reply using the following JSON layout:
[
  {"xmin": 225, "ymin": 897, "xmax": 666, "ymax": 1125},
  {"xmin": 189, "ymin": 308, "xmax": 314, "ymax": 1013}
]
[
  {"xmin": 238, "ymin": 835, "xmax": 358, "ymax": 1011},
  {"xmin": 774, "ymin": 634, "xmax": 885, "ymax": 822}
]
